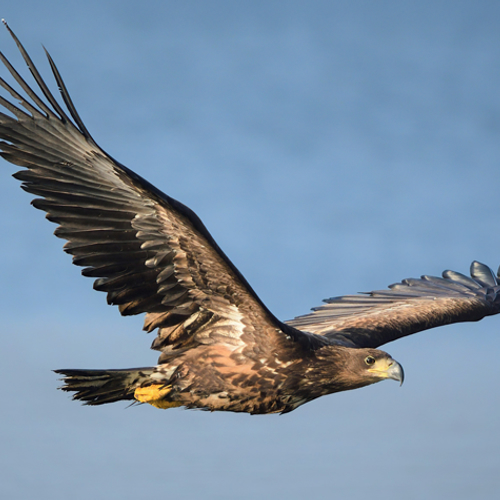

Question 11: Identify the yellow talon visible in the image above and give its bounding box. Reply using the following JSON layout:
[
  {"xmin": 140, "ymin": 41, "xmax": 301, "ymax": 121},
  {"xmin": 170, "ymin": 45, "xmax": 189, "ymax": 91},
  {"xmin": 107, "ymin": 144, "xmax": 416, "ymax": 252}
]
[{"xmin": 134, "ymin": 384, "xmax": 182, "ymax": 409}]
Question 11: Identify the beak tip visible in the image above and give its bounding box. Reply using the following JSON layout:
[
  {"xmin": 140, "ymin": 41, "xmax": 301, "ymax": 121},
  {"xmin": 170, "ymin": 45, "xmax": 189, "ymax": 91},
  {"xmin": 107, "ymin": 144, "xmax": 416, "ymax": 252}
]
[{"xmin": 389, "ymin": 360, "xmax": 404, "ymax": 386}]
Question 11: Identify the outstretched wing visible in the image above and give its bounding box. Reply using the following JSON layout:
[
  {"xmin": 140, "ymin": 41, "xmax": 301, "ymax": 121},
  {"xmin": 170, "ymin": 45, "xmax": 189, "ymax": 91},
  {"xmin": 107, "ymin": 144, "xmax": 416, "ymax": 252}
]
[
  {"xmin": 0, "ymin": 24, "xmax": 323, "ymax": 360},
  {"xmin": 286, "ymin": 261, "xmax": 500, "ymax": 349}
]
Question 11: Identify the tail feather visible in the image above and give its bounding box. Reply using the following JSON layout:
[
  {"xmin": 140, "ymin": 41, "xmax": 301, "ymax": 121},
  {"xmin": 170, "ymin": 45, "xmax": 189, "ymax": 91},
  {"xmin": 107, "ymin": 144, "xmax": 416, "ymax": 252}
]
[{"xmin": 54, "ymin": 368, "xmax": 155, "ymax": 405}]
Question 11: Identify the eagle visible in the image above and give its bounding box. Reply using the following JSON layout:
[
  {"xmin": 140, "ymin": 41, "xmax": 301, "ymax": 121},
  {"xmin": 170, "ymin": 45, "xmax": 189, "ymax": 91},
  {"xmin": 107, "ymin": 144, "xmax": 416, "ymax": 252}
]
[{"xmin": 1, "ymin": 23, "xmax": 499, "ymax": 414}]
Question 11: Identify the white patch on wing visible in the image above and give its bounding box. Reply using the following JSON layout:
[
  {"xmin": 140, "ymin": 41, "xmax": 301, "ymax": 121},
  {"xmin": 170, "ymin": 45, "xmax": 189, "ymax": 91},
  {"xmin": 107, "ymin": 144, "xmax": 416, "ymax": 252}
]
[
  {"xmin": 152, "ymin": 366, "xmax": 177, "ymax": 381},
  {"xmin": 194, "ymin": 304, "xmax": 248, "ymax": 348}
]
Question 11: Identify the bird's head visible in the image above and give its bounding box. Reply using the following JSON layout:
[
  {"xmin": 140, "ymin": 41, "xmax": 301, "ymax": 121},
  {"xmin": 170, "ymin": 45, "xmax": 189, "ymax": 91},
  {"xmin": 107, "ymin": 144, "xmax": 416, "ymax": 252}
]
[
  {"xmin": 357, "ymin": 348, "xmax": 404, "ymax": 386},
  {"xmin": 315, "ymin": 346, "xmax": 404, "ymax": 393}
]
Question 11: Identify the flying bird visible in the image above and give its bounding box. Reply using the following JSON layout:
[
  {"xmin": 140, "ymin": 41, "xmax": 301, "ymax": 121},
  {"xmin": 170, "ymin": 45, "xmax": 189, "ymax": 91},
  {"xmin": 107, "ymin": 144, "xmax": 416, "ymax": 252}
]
[{"xmin": 1, "ymin": 23, "xmax": 499, "ymax": 414}]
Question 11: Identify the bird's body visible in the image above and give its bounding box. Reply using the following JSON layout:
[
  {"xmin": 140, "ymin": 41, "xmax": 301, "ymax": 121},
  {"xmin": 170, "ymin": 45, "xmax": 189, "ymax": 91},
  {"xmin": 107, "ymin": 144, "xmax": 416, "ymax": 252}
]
[
  {"xmin": 0, "ymin": 23, "xmax": 497, "ymax": 414},
  {"xmin": 61, "ymin": 340, "xmax": 397, "ymax": 414}
]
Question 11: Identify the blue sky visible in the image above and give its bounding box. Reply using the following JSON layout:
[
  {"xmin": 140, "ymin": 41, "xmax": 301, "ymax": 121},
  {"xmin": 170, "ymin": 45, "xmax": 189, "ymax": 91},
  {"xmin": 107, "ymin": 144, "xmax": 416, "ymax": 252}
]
[{"xmin": 1, "ymin": 2, "xmax": 500, "ymax": 499}]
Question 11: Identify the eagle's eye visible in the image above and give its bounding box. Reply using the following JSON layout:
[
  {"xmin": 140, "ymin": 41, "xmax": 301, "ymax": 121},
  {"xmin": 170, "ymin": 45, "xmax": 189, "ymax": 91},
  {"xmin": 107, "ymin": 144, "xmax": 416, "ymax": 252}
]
[{"xmin": 365, "ymin": 356, "xmax": 375, "ymax": 366}]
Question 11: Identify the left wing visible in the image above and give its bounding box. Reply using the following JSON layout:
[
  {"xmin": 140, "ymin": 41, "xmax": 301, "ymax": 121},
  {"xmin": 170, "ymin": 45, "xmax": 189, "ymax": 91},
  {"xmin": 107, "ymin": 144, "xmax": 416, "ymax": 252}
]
[
  {"xmin": 0, "ymin": 23, "xmax": 326, "ymax": 358},
  {"xmin": 286, "ymin": 261, "xmax": 500, "ymax": 348}
]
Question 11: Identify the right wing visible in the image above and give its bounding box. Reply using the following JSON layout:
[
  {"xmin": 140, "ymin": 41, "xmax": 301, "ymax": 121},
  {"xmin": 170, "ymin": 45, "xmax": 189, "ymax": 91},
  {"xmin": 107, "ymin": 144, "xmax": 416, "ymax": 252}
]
[{"xmin": 286, "ymin": 261, "xmax": 500, "ymax": 349}]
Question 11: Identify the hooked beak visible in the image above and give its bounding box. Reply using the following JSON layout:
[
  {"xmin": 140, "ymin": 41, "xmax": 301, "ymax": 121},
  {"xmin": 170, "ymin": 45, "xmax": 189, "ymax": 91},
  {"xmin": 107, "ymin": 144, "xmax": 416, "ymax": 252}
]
[
  {"xmin": 369, "ymin": 358, "xmax": 404, "ymax": 386},
  {"xmin": 386, "ymin": 360, "xmax": 404, "ymax": 386}
]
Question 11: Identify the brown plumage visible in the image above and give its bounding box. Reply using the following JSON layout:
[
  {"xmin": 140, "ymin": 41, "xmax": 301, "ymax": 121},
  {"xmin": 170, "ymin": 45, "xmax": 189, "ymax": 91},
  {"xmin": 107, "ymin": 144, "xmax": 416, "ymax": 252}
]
[{"xmin": 1, "ymin": 24, "xmax": 499, "ymax": 414}]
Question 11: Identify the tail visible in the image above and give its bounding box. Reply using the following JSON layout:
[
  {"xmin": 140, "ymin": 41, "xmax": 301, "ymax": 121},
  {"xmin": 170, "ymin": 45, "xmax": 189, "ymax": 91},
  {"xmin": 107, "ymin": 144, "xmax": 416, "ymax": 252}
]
[{"xmin": 54, "ymin": 368, "xmax": 156, "ymax": 405}]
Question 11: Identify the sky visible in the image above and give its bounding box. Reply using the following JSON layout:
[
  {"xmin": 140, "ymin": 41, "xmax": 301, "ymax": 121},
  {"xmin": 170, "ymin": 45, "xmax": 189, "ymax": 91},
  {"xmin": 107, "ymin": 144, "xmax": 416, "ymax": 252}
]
[{"xmin": 1, "ymin": 1, "xmax": 500, "ymax": 499}]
